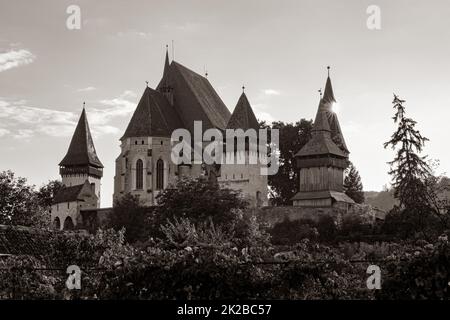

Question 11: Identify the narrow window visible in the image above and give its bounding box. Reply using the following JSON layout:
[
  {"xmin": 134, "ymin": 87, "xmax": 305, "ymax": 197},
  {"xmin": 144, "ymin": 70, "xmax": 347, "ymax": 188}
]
[
  {"xmin": 156, "ymin": 159, "xmax": 164, "ymax": 190},
  {"xmin": 136, "ymin": 159, "xmax": 143, "ymax": 189}
]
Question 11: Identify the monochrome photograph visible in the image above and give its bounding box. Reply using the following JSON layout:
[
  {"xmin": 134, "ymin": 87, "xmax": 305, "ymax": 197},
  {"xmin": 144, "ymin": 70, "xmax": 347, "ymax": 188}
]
[{"xmin": 0, "ymin": 0, "xmax": 449, "ymax": 313}]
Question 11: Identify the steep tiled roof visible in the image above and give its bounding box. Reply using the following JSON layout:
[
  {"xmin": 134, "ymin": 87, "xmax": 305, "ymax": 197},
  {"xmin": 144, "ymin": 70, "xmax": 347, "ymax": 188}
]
[
  {"xmin": 121, "ymin": 87, "xmax": 183, "ymax": 140},
  {"xmin": 320, "ymin": 76, "xmax": 348, "ymax": 153},
  {"xmin": 52, "ymin": 180, "xmax": 97, "ymax": 204},
  {"xmin": 0, "ymin": 225, "xmax": 52, "ymax": 256},
  {"xmin": 295, "ymin": 74, "xmax": 348, "ymax": 158},
  {"xmin": 295, "ymin": 130, "xmax": 347, "ymax": 157},
  {"xmin": 157, "ymin": 61, "xmax": 231, "ymax": 133},
  {"xmin": 227, "ymin": 93, "xmax": 259, "ymax": 131},
  {"xmin": 322, "ymin": 76, "xmax": 336, "ymax": 104},
  {"xmin": 59, "ymin": 108, "xmax": 103, "ymax": 168}
]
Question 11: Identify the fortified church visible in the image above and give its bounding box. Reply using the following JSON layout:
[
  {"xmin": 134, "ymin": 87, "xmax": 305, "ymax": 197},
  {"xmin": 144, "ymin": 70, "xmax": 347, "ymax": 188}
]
[{"xmin": 50, "ymin": 50, "xmax": 353, "ymax": 230}]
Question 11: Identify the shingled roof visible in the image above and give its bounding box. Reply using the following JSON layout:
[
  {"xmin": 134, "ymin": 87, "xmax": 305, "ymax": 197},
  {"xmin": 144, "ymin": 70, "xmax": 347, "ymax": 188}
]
[
  {"xmin": 156, "ymin": 60, "xmax": 231, "ymax": 133},
  {"xmin": 52, "ymin": 180, "xmax": 97, "ymax": 204},
  {"xmin": 227, "ymin": 92, "xmax": 259, "ymax": 131},
  {"xmin": 59, "ymin": 108, "xmax": 103, "ymax": 168},
  {"xmin": 121, "ymin": 87, "xmax": 183, "ymax": 140},
  {"xmin": 295, "ymin": 74, "xmax": 348, "ymax": 158}
]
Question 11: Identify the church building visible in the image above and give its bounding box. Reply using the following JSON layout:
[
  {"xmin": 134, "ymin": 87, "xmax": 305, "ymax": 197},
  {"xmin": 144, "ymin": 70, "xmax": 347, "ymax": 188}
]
[{"xmin": 113, "ymin": 49, "xmax": 268, "ymax": 207}]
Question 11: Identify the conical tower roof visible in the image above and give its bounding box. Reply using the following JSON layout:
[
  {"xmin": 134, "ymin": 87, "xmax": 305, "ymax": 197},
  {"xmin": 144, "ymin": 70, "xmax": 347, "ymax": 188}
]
[
  {"xmin": 227, "ymin": 92, "xmax": 259, "ymax": 131},
  {"xmin": 59, "ymin": 108, "xmax": 103, "ymax": 168},
  {"xmin": 295, "ymin": 70, "xmax": 349, "ymax": 158}
]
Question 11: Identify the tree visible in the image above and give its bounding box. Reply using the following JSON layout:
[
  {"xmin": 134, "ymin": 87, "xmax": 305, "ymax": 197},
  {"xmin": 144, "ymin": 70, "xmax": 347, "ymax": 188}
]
[
  {"xmin": 384, "ymin": 94, "xmax": 431, "ymax": 210},
  {"xmin": 36, "ymin": 180, "xmax": 64, "ymax": 208},
  {"xmin": 264, "ymin": 119, "xmax": 313, "ymax": 205},
  {"xmin": 108, "ymin": 193, "xmax": 152, "ymax": 243},
  {"xmin": 154, "ymin": 177, "xmax": 248, "ymax": 229},
  {"xmin": 383, "ymin": 95, "xmax": 444, "ymax": 238},
  {"xmin": 0, "ymin": 170, "xmax": 41, "ymax": 226},
  {"xmin": 343, "ymin": 162, "xmax": 365, "ymax": 204}
]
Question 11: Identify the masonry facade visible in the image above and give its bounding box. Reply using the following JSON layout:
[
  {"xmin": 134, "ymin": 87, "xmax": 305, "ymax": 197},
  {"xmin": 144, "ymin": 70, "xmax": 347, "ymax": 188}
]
[
  {"xmin": 113, "ymin": 50, "xmax": 268, "ymax": 207},
  {"xmin": 51, "ymin": 108, "xmax": 103, "ymax": 230}
]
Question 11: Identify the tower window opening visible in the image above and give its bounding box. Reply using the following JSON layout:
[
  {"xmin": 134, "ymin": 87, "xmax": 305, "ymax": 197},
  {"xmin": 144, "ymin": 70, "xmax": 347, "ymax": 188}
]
[{"xmin": 136, "ymin": 159, "xmax": 144, "ymax": 190}]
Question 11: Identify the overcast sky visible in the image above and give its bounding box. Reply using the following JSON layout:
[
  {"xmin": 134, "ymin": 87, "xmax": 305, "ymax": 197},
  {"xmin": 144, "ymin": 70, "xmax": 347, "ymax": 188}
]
[{"xmin": 1, "ymin": 0, "xmax": 449, "ymax": 207}]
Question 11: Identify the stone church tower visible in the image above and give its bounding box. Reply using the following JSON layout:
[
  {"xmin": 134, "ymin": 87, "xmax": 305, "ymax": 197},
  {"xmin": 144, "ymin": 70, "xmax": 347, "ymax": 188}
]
[
  {"xmin": 218, "ymin": 92, "xmax": 268, "ymax": 207},
  {"xmin": 59, "ymin": 107, "xmax": 103, "ymax": 206},
  {"xmin": 51, "ymin": 107, "xmax": 103, "ymax": 230},
  {"xmin": 292, "ymin": 69, "xmax": 354, "ymax": 208}
]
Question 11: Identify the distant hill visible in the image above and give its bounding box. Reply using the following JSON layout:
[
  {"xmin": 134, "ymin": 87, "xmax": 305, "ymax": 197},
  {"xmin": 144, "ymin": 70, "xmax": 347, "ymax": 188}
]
[
  {"xmin": 364, "ymin": 189, "xmax": 397, "ymax": 212},
  {"xmin": 364, "ymin": 176, "xmax": 450, "ymax": 212}
]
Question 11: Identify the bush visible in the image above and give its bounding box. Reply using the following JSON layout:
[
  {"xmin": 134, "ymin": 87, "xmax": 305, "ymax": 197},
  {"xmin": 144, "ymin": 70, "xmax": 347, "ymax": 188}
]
[
  {"xmin": 270, "ymin": 218, "xmax": 318, "ymax": 245},
  {"xmin": 376, "ymin": 236, "xmax": 450, "ymax": 299},
  {"xmin": 153, "ymin": 178, "xmax": 248, "ymax": 229},
  {"xmin": 0, "ymin": 255, "xmax": 58, "ymax": 299}
]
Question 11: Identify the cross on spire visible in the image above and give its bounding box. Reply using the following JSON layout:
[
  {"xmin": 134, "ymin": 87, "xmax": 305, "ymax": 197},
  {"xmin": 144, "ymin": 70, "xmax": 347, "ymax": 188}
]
[
  {"xmin": 242, "ymin": 85, "xmax": 245, "ymax": 92},
  {"xmin": 145, "ymin": 80, "xmax": 149, "ymax": 87},
  {"xmin": 327, "ymin": 66, "xmax": 330, "ymax": 77}
]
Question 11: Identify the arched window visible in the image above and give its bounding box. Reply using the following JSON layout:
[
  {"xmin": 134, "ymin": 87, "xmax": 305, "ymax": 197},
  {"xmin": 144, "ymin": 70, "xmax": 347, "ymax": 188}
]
[
  {"xmin": 53, "ymin": 217, "xmax": 60, "ymax": 230},
  {"xmin": 63, "ymin": 217, "xmax": 74, "ymax": 230},
  {"xmin": 136, "ymin": 159, "xmax": 143, "ymax": 190},
  {"xmin": 156, "ymin": 159, "xmax": 164, "ymax": 190}
]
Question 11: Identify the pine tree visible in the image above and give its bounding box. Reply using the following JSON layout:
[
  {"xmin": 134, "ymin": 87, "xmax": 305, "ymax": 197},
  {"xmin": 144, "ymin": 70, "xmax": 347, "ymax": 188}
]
[
  {"xmin": 343, "ymin": 162, "xmax": 365, "ymax": 204},
  {"xmin": 383, "ymin": 94, "xmax": 431, "ymax": 210}
]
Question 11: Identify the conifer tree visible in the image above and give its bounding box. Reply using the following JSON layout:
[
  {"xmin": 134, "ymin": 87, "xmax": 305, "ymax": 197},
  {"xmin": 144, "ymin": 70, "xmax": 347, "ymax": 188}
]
[
  {"xmin": 383, "ymin": 94, "xmax": 431, "ymax": 210},
  {"xmin": 343, "ymin": 162, "xmax": 365, "ymax": 204}
]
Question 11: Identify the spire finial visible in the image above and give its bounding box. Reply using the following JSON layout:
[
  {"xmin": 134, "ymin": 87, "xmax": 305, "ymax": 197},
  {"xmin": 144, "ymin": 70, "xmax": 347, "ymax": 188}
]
[
  {"xmin": 242, "ymin": 85, "xmax": 245, "ymax": 93},
  {"xmin": 145, "ymin": 81, "xmax": 149, "ymax": 87},
  {"xmin": 327, "ymin": 66, "xmax": 330, "ymax": 77},
  {"xmin": 83, "ymin": 101, "xmax": 86, "ymax": 109}
]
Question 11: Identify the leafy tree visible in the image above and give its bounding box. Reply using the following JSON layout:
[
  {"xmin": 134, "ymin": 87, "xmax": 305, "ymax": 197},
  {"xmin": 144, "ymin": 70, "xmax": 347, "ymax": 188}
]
[
  {"xmin": 263, "ymin": 119, "xmax": 313, "ymax": 205},
  {"xmin": 0, "ymin": 170, "xmax": 42, "ymax": 227},
  {"xmin": 36, "ymin": 180, "xmax": 64, "ymax": 208},
  {"xmin": 343, "ymin": 162, "xmax": 365, "ymax": 204},
  {"xmin": 108, "ymin": 193, "xmax": 152, "ymax": 243},
  {"xmin": 384, "ymin": 94, "xmax": 431, "ymax": 210},
  {"xmin": 154, "ymin": 177, "xmax": 248, "ymax": 229}
]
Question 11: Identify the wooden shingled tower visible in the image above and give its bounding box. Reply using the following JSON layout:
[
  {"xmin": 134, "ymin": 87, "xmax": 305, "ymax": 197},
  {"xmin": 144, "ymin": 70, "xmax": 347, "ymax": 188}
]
[{"xmin": 292, "ymin": 68, "xmax": 354, "ymax": 208}]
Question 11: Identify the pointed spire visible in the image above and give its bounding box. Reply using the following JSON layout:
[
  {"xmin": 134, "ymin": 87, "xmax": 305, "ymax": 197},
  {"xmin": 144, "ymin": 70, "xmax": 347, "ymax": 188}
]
[
  {"xmin": 163, "ymin": 44, "xmax": 170, "ymax": 77},
  {"xmin": 59, "ymin": 106, "xmax": 103, "ymax": 168},
  {"xmin": 322, "ymin": 66, "xmax": 336, "ymax": 104},
  {"xmin": 226, "ymin": 91, "xmax": 259, "ymax": 131}
]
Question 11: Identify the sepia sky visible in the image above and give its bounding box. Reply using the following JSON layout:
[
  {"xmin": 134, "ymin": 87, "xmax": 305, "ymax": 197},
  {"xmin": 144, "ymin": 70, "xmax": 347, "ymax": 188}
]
[{"xmin": 1, "ymin": 0, "xmax": 450, "ymax": 207}]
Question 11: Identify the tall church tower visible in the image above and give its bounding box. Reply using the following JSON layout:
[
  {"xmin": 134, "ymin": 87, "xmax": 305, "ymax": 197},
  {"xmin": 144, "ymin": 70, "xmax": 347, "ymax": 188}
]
[
  {"xmin": 59, "ymin": 106, "xmax": 103, "ymax": 207},
  {"xmin": 218, "ymin": 91, "xmax": 268, "ymax": 207},
  {"xmin": 292, "ymin": 68, "xmax": 354, "ymax": 208}
]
